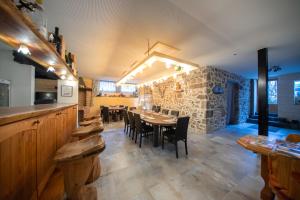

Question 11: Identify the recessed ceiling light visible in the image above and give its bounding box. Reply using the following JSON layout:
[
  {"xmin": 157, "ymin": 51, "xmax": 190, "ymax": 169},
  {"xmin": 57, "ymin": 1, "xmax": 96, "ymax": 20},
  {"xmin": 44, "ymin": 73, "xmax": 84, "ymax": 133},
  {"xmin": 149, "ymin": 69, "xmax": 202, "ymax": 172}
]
[
  {"xmin": 17, "ymin": 44, "xmax": 31, "ymax": 55},
  {"xmin": 47, "ymin": 66, "xmax": 55, "ymax": 72}
]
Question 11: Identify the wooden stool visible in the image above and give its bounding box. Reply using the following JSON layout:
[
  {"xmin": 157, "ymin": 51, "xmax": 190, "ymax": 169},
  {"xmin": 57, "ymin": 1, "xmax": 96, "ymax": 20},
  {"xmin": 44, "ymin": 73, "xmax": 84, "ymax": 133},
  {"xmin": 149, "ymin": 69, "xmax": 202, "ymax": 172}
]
[
  {"xmin": 54, "ymin": 135, "xmax": 105, "ymax": 200},
  {"xmin": 72, "ymin": 125, "xmax": 104, "ymax": 140},
  {"xmin": 79, "ymin": 118, "xmax": 101, "ymax": 127}
]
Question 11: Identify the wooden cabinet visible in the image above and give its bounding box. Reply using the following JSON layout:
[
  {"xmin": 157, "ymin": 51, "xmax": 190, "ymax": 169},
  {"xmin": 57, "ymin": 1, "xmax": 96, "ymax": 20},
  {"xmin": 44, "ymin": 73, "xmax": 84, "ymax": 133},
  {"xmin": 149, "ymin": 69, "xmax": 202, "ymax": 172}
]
[
  {"xmin": 37, "ymin": 113, "xmax": 57, "ymax": 198},
  {"xmin": 56, "ymin": 110, "xmax": 68, "ymax": 150},
  {"xmin": 0, "ymin": 104, "xmax": 77, "ymax": 200},
  {"xmin": 0, "ymin": 118, "xmax": 38, "ymax": 200}
]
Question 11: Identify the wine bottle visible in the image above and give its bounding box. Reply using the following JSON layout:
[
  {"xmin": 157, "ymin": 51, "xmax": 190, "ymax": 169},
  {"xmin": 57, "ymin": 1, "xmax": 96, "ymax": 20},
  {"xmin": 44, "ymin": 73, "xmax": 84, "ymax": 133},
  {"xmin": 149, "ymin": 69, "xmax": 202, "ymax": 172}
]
[{"xmin": 54, "ymin": 27, "xmax": 61, "ymax": 55}]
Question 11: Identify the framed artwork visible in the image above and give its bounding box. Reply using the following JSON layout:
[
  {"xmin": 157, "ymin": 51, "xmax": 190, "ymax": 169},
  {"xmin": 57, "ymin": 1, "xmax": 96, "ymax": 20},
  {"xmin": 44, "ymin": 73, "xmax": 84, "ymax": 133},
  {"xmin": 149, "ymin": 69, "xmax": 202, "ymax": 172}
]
[
  {"xmin": 294, "ymin": 80, "xmax": 300, "ymax": 105},
  {"xmin": 61, "ymin": 85, "xmax": 73, "ymax": 97}
]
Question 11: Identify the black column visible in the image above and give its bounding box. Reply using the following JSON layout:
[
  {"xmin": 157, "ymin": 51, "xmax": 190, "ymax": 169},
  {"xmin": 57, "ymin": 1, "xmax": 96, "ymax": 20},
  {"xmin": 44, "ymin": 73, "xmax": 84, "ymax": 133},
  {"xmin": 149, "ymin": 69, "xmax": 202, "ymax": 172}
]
[
  {"xmin": 250, "ymin": 79, "xmax": 255, "ymax": 116},
  {"xmin": 257, "ymin": 48, "xmax": 268, "ymax": 136}
]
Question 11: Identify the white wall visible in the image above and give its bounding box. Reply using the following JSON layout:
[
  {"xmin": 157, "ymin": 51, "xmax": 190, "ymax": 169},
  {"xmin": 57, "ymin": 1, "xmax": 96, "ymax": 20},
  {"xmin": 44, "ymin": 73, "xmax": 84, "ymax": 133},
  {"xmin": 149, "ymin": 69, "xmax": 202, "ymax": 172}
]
[
  {"xmin": 278, "ymin": 72, "xmax": 300, "ymax": 121},
  {"xmin": 57, "ymin": 79, "xmax": 78, "ymax": 104},
  {"xmin": 0, "ymin": 50, "xmax": 35, "ymax": 107}
]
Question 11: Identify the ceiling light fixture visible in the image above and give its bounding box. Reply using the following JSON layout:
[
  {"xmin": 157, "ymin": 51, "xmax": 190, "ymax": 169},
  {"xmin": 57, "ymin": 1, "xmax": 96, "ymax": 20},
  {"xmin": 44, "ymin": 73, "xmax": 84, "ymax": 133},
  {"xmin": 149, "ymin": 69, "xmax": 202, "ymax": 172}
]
[
  {"xmin": 47, "ymin": 66, "xmax": 55, "ymax": 72},
  {"xmin": 60, "ymin": 75, "xmax": 66, "ymax": 80},
  {"xmin": 17, "ymin": 44, "xmax": 31, "ymax": 55},
  {"xmin": 116, "ymin": 51, "xmax": 198, "ymax": 86}
]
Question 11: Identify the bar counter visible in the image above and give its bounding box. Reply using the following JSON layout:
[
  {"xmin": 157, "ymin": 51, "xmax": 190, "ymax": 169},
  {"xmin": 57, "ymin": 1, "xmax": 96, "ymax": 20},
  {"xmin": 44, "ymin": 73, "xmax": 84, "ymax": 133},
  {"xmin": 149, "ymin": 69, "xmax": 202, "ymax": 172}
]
[{"xmin": 0, "ymin": 103, "xmax": 77, "ymax": 126}]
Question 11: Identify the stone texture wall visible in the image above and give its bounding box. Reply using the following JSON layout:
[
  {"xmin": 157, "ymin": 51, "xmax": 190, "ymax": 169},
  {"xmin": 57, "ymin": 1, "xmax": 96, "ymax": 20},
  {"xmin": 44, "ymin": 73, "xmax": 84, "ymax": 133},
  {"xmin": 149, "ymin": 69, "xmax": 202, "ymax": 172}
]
[{"xmin": 139, "ymin": 66, "xmax": 250, "ymax": 134}]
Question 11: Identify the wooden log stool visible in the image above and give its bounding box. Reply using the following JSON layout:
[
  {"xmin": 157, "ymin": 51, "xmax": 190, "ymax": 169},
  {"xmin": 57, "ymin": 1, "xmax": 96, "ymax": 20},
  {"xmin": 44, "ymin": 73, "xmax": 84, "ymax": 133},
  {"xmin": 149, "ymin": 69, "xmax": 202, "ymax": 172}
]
[
  {"xmin": 72, "ymin": 124, "xmax": 104, "ymax": 140},
  {"xmin": 54, "ymin": 135, "xmax": 105, "ymax": 200},
  {"xmin": 79, "ymin": 118, "xmax": 102, "ymax": 127}
]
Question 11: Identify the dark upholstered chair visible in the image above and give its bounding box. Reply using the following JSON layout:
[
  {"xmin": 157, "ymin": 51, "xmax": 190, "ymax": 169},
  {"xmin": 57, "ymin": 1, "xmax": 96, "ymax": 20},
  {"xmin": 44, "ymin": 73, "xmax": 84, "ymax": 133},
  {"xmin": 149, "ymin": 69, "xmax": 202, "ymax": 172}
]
[
  {"xmin": 123, "ymin": 110, "xmax": 130, "ymax": 134},
  {"xmin": 162, "ymin": 116, "xmax": 190, "ymax": 158},
  {"xmin": 162, "ymin": 109, "xmax": 169, "ymax": 115},
  {"xmin": 102, "ymin": 106, "xmax": 110, "ymax": 123},
  {"xmin": 128, "ymin": 111, "xmax": 135, "ymax": 139},
  {"xmin": 155, "ymin": 106, "xmax": 161, "ymax": 113},
  {"xmin": 134, "ymin": 113, "xmax": 153, "ymax": 148},
  {"xmin": 152, "ymin": 105, "xmax": 157, "ymax": 111},
  {"xmin": 170, "ymin": 110, "xmax": 179, "ymax": 117}
]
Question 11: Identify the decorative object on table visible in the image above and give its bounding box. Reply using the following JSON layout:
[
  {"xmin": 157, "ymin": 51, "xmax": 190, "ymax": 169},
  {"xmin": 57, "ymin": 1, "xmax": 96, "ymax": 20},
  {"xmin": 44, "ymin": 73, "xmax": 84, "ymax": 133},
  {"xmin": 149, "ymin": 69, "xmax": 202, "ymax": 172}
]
[
  {"xmin": 212, "ymin": 85, "xmax": 224, "ymax": 94},
  {"xmin": 61, "ymin": 85, "xmax": 73, "ymax": 97}
]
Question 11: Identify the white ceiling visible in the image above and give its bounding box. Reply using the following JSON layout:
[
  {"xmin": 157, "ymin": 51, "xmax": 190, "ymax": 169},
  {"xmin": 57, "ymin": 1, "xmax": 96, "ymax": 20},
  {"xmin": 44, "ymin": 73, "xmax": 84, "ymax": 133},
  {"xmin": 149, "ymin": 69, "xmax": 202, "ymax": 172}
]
[{"xmin": 44, "ymin": 0, "xmax": 300, "ymax": 81}]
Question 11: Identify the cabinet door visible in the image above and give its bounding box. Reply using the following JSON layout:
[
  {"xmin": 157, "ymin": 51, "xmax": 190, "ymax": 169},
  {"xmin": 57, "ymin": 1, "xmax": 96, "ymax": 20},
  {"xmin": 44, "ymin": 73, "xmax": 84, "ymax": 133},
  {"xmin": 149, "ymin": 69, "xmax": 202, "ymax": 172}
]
[
  {"xmin": 36, "ymin": 113, "xmax": 57, "ymax": 197},
  {"xmin": 56, "ymin": 111, "xmax": 67, "ymax": 150},
  {"xmin": 66, "ymin": 106, "xmax": 77, "ymax": 137},
  {"xmin": 0, "ymin": 118, "xmax": 38, "ymax": 200}
]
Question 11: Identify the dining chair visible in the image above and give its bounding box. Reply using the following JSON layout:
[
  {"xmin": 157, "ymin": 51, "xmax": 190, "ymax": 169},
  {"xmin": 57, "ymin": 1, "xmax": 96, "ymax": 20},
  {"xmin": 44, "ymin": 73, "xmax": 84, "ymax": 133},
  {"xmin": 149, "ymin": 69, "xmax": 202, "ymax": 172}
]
[
  {"xmin": 127, "ymin": 111, "xmax": 135, "ymax": 139},
  {"xmin": 152, "ymin": 105, "xmax": 157, "ymax": 111},
  {"xmin": 123, "ymin": 110, "xmax": 130, "ymax": 134},
  {"xmin": 134, "ymin": 113, "xmax": 154, "ymax": 148},
  {"xmin": 155, "ymin": 106, "xmax": 161, "ymax": 113},
  {"xmin": 162, "ymin": 116, "xmax": 190, "ymax": 158},
  {"xmin": 129, "ymin": 107, "xmax": 136, "ymax": 110},
  {"xmin": 102, "ymin": 106, "xmax": 110, "ymax": 123},
  {"xmin": 162, "ymin": 109, "xmax": 169, "ymax": 115},
  {"xmin": 170, "ymin": 110, "xmax": 179, "ymax": 117}
]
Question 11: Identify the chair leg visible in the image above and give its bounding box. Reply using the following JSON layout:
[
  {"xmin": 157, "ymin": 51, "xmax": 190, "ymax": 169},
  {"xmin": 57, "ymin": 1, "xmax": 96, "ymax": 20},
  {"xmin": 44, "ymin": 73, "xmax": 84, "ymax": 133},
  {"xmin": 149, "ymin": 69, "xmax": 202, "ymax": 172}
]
[
  {"xmin": 175, "ymin": 141, "xmax": 178, "ymax": 159},
  {"xmin": 139, "ymin": 133, "xmax": 142, "ymax": 148},
  {"xmin": 135, "ymin": 132, "xmax": 138, "ymax": 143},
  {"xmin": 185, "ymin": 140, "xmax": 188, "ymax": 155},
  {"xmin": 162, "ymin": 135, "xmax": 164, "ymax": 149}
]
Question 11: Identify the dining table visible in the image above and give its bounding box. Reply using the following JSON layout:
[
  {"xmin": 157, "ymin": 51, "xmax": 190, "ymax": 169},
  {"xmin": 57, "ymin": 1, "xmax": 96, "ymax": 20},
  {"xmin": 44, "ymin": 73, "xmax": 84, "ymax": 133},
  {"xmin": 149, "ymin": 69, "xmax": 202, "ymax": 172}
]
[{"xmin": 131, "ymin": 109, "xmax": 177, "ymax": 147}]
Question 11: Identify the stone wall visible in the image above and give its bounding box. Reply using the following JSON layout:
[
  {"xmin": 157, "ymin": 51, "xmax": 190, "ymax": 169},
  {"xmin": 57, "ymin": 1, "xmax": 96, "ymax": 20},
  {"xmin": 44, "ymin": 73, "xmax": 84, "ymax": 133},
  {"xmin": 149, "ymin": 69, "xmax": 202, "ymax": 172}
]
[{"xmin": 139, "ymin": 66, "xmax": 250, "ymax": 134}]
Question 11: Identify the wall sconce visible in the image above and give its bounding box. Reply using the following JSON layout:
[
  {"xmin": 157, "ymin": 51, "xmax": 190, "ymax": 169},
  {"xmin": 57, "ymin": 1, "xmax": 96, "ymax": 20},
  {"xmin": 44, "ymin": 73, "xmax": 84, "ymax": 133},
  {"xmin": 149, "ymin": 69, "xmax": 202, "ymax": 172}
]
[{"xmin": 17, "ymin": 44, "xmax": 31, "ymax": 55}]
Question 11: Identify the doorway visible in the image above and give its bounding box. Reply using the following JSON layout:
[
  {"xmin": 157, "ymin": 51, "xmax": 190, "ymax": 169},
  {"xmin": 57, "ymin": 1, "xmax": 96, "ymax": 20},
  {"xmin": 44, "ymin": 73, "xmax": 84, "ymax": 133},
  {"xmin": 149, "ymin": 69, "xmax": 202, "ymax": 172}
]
[{"xmin": 226, "ymin": 81, "xmax": 239, "ymax": 125}]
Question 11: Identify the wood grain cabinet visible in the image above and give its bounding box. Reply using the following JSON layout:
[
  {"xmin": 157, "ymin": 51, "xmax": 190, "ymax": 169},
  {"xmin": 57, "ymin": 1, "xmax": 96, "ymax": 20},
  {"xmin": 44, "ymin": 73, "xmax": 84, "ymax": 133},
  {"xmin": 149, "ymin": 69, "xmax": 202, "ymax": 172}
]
[{"xmin": 0, "ymin": 105, "xmax": 77, "ymax": 200}]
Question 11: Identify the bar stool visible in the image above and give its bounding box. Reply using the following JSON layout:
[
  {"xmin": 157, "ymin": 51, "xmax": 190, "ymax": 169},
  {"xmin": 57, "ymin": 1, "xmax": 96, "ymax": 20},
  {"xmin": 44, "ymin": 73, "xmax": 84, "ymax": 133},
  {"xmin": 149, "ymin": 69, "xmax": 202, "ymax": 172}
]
[
  {"xmin": 54, "ymin": 135, "xmax": 105, "ymax": 200},
  {"xmin": 79, "ymin": 118, "xmax": 101, "ymax": 126},
  {"xmin": 72, "ymin": 124, "xmax": 104, "ymax": 140}
]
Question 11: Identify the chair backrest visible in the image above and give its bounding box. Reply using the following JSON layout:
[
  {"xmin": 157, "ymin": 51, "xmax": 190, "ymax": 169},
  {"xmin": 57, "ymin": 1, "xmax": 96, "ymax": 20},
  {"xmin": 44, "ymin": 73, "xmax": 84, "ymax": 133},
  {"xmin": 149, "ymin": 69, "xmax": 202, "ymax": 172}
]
[
  {"xmin": 152, "ymin": 105, "xmax": 157, "ymax": 111},
  {"xmin": 124, "ymin": 106, "xmax": 128, "ymax": 110},
  {"xmin": 129, "ymin": 107, "xmax": 136, "ymax": 110},
  {"xmin": 134, "ymin": 113, "xmax": 142, "ymax": 133},
  {"xmin": 123, "ymin": 110, "xmax": 129, "ymax": 124},
  {"xmin": 175, "ymin": 116, "xmax": 190, "ymax": 140},
  {"xmin": 128, "ymin": 111, "xmax": 135, "ymax": 128},
  {"xmin": 102, "ymin": 106, "xmax": 109, "ymax": 121},
  {"xmin": 162, "ymin": 109, "xmax": 169, "ymax": 115},
  {"xmin": 155, "ymin": 106, "xmax": 161, "ymax": 113},
  {"xmin": 170, "ymin": 110, "xmax": 179, "ymax": 117}
]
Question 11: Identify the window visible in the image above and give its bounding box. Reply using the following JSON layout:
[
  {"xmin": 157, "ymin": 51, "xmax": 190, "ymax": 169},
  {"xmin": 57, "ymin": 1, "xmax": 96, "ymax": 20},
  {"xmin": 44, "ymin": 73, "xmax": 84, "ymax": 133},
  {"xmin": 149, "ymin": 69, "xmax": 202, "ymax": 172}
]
[
  {"xmin": 99, "ymin": 81, "xmax": 116, "ymax": 92},
  {"xmin": 294, "ymin": 80, "xmax": 300, "ymax": 105},
  {"xmin": 121, "ymin": 84, "xmax": 136, "ymax": 93},
  {"xmin": 268, "ymin": 80, "xmax": 277, "ymax": 104}
]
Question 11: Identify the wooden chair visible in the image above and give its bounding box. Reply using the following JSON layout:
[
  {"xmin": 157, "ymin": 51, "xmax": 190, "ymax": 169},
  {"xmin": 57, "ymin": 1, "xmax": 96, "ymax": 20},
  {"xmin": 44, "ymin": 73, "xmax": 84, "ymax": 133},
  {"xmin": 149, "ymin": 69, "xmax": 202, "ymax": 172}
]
[
  {"xmin": 152, "ymin": 105, "xmax": 157, "ymax": 111},
  {"xmin": 268, "ymin": 134, "xmax": 300, "ymax": 200},
  {"xmin": 155, "ymin": 106, "xmax": 161, "ymax": 113},
  {"xmin": 162, "ymin": 116, "xmax": 190, "ymax": 158},
  {"xmin": 134, "ymin": 113, "xmax": 153, "ymax": 148}
]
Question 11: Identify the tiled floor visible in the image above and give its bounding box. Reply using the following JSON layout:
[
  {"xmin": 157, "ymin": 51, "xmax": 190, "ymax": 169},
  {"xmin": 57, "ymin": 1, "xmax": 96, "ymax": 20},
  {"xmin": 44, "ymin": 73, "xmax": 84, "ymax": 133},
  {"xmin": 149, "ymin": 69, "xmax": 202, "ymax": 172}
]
[{"xmin": 90, "ymin": 122, "xmax": 300, "ymax": 200}]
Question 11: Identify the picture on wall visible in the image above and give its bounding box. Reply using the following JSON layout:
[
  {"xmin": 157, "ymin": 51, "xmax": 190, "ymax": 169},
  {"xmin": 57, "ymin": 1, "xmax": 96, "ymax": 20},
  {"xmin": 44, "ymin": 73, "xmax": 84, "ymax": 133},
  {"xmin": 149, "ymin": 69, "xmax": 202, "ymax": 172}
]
[
  {"xmin": 294, "ymin": 80, "xmax": 300, "ymax": 105},
  {"xmin": 61, "ymin": 85, "xmax": 73, "ymax": 97}
]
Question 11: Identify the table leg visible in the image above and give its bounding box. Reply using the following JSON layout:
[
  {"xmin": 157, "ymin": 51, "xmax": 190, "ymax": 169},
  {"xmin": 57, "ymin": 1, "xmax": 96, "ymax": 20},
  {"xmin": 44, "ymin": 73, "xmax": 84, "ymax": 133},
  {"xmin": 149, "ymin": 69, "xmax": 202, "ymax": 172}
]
[
  {"xmin": 260, "ymin": 155, "xmax": 275, "ymax": 200},
  {"xmin": 153, "ymin": 125, "xmax": 159, "ymax": 147}
]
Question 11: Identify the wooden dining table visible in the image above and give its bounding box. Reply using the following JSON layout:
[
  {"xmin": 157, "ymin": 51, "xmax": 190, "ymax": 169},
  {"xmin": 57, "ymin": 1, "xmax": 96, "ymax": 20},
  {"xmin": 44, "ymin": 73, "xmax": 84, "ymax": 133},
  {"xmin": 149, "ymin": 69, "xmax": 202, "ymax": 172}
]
[
  {"xmin": 108, "ymin": 106, "xmax": 125, "ymax": 111},
  {"xmin": 131, "ymin": 109, "xmax": 177, "ymax": 147}
]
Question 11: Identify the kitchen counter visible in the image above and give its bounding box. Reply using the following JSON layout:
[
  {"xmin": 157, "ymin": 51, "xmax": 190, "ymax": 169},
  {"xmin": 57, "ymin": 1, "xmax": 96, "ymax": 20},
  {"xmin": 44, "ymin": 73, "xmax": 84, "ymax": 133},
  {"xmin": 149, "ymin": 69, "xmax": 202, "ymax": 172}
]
[{"xmin": 0, "ymin": 103, "xmax": 77, "ymax": 126}]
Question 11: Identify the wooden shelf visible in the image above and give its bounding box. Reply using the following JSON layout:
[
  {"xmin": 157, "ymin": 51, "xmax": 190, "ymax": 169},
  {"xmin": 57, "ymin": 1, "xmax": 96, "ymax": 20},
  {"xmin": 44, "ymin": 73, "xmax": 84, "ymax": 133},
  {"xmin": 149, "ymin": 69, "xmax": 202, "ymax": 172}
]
[{"xmin": 0, "ymin": 0, "xmax": 77, "ymax": 79}]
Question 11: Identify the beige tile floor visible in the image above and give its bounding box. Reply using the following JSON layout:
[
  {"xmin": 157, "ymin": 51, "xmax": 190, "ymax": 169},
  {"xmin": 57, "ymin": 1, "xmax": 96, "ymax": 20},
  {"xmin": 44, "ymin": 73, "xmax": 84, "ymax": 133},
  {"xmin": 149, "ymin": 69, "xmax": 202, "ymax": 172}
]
[{"xmin": 90, "ymin": 122, "xmax": 300, "ymax": 200}]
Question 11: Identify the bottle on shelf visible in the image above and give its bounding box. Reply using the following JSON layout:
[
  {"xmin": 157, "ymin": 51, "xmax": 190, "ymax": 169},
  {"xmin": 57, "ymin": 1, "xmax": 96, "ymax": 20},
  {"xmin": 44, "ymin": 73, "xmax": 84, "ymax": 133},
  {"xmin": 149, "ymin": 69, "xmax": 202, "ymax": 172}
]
[{"xmin": 54, "ymin": 27, "xmax": 61, "ymax": 55}]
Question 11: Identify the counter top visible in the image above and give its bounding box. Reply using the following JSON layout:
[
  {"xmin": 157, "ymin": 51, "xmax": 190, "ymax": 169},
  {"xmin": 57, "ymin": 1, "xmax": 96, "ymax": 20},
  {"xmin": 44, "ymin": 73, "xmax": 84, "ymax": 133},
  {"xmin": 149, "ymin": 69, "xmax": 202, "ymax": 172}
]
[{"xmin": 0, "ymin": 103, "xmax": 77, "ymax": 126}]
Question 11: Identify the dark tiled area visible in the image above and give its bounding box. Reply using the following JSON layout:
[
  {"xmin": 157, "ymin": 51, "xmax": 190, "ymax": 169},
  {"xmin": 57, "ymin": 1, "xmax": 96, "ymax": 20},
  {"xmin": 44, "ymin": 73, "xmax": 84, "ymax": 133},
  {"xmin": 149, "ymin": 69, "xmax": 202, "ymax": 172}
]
[{"xmin": 91, "ymin": 122, "xmax": 300, "ymax": 200}]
